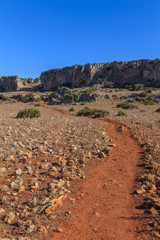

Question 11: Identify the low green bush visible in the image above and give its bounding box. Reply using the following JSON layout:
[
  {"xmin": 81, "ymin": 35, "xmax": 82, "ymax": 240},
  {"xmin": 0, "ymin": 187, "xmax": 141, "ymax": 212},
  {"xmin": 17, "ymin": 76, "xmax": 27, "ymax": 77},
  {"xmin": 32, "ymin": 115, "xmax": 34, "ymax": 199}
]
[
  {"xmin": 123, "ymin": 84, "xmax": 133, "ymax": 90},
  {"xmin": 132, "ymin": 84, "xmax": 144, "ymax": 91},
  {"xmin": 35, "ymin": 97, "xmax": 41, "ymax": 102},
  {"xmin": 69, "ymin": 107, "xmax": 75, "ymax": 111},
  {"xmin": 17, "ymin": 108, "xmax": 40, "ymax": 118},
  {"xmin": 4, "ymin": 96, "xmax": 11, "ymax": 101},
  {"xmin": 104, "ymin": 82, "xmax": 115, "ymax": 88},
  {"xmin": 116, "ymin": 102, "xmax": 138, "ymax": 109},
  {"xmin": 84, "ymin": 87, "xmax": 97, "ymax": 93},
  {"xmin": 145, "ymin": 100, "xmax": 155, "ymax": 105},
  {"xmin": 77, "ymin": 107, "xmax": 109, "ymax": 118},
  {"xmin": 80, "ymin": 102, "xmax": 86, "ymax": 105},
  {"xmin": 139, "ymin": 91, "xmax": 148, "ymax": 98},
  {"xmin": 117, "ymin": 111, "xmax": 126, "ymax": 116},
  {"xmin": 135, "ymin": 96, "xmax": 146, "ymax": 102},
  {"xmin": 34, "ymin": 103, "xmax": 41, "ymax": 107},
  {"xmin": 156, "ymin": 107, "xmax": 160, "ymax": 112}
]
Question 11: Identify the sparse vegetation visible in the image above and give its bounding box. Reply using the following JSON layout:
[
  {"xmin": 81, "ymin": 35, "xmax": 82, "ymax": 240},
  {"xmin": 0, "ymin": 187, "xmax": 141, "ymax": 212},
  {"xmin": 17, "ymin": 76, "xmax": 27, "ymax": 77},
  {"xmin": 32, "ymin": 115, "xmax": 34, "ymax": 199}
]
[
  {"xmin": 4, "ymin": 96, "xmax": 11, "ymax": 101},
  {"xmin": 84, "ymin": 87, "xmax": 97, "ymax": 93},
  {"xmin": 35, "ymin": 97, "xmax": 41, "ymax": 102},
  {"xmin": 34, "ymin": 103, "xmax": 41, "ymax": 107},
  {"xmin": 123, "ymin": 84, "xmax": 133, "ymax": 90},
  {"xmin": 156, "ymin": 107, "xmax": 160, "ymax": 112},
  {"xmin": 135, "ymin": 96, "xmax": 146, "ymax": 102},
  {"xmin": 117, "ymin": 110, "xmax": 126, "ymax": 116},
  {"xmin": 145, "ymin": 100, "xmax": 155, "ymax": 105},
  {"xmin": 77, "ymin": 106, "xmax": 109, "ymax": 118},
  {"xmin": 69, "ymin": 107, "xmax": 75, "ymax": 111},
  {"xmin": 16, "ymin": 108, "xmax": 40, "ymax": 118},
  {"xmin": 117, "ymin": 102, "xmax": 138, "ymax": 109},
  {"xmin": 132, "ymin": 84, "xmax": 144, "ymax": 91},
  {"xmin": 104, "ymin": 82, "xmax": 115, "ymax": 88}
]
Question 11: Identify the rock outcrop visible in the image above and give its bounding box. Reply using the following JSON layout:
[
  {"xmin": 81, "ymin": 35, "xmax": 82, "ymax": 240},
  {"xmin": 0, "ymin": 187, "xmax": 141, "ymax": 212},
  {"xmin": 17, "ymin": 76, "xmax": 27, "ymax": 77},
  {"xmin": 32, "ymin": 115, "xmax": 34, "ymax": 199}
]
[
  {"xmin": 0, "ymin": 76, "xmax": 40, "ymax": 92},
  {"xmin": 40, "ymin": 59, "xmax": 160, "ymax": 90},
  {"xmin": 40, "ymin": 63, "xmax": 104, "ymax": 90},
  {"xmin": 0, "ymin": 76, "xmax": 21, "ymax": 92}
]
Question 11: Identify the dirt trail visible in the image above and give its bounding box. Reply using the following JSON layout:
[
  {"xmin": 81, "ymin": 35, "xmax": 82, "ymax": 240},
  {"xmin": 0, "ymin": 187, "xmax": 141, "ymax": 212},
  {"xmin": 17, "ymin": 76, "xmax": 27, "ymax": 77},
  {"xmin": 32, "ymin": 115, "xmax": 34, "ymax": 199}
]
[{"xmin": 42, "ymin": 119, "xmax": 150, "ymax": 240}]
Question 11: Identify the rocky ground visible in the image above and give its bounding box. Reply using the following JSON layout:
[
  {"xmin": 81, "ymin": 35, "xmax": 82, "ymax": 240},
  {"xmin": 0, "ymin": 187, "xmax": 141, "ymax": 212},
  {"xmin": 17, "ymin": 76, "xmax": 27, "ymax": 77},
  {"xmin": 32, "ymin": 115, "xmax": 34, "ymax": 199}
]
[
  {"xmin": 0, "ymin": 102, "xmax": 110, "ymax": 239},
  {"xmin": 0, "ymin": 87, "xmax": 160, "ymax": 239}
]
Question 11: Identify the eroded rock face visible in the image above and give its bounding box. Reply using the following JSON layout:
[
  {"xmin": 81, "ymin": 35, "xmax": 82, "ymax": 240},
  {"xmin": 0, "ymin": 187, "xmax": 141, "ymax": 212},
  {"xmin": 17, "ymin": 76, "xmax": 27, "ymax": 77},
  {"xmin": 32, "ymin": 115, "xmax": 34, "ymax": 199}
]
[
  {"xmin": 0, "ymin": 76, "xmax": 20, "ymax": 92},
  {"xmin": 40, "ymin": 63, "xmax": 104, "ymax": 90},
  {"xmin": 0, "ymin": 76, "xmax": 40, "ymax": 92},
  {"xmin": 40, "ymin": 59, "xmax": 160, "ymax": 90}
]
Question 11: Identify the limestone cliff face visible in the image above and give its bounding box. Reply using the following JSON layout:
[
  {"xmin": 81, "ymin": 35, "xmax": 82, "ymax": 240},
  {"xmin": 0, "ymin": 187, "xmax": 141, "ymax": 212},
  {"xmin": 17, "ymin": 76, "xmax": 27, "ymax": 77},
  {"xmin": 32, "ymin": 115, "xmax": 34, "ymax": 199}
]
[
  {"xmin": 0, "ymin": 76, "xmax": 21, "ymax": 92},
  {"xmin": 1, "ymin": 59, "xmax": 160, "ymax": 92},
  {"xmin": 40, "ymin": 59, "xmax": 160, "ymax": 90},
  {"xmin": 0, "ymin": 76, "xmax": 40, "ymax": 92},
  {"xmin": 40, "ymin": 63, "xmax": 104, "ymax": 90}
]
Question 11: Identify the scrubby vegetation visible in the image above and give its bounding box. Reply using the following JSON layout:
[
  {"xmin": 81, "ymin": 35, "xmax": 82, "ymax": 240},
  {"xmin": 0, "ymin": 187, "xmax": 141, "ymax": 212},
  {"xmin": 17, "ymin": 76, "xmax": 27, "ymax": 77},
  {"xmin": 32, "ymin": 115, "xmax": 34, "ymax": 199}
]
[
  {"xmin": 84, "ymin": 87, "xmax": 97, "ymax": 93},
  {"xmin": 132, "ymin": 84, "xmax": 144, "ymax": 91},
  {"xmin": 34, "ymin": 103, "xmax": 41, "ymax": 107},
  {"xmin": 104, "ymin": 82, "xmax": 115, "ymax": 88},
  {"xmin": 156, "ymin": 107, "xmax": 160, "ymax": 112},
  {"xmin": 69, "ymin": 107, "xmax": 75, "ymax": 111},
  {"xmin": 135, "ymin": 96, "xmax": 146, "ymax": 102},
  {"xmin": 117, "ymin": 110, "xmax": 126, "ymax": 116},
  {"xmin": 116, "ymin": 102, "xmax": 138, "ymax": 109},
  {"xmin": 18, "ymin": 93, "xmax": 35, "ymax": 103},
  {"xmin": 145, "ymin": 100, "xmax": 155, "ymax": 105},
  {"xmin": 16, "ymin": 108, "xmax": 40, "ymax": 118},
  {"xmin": 77, "ymin": 106, "xmax": 109, "ymax": 118}
]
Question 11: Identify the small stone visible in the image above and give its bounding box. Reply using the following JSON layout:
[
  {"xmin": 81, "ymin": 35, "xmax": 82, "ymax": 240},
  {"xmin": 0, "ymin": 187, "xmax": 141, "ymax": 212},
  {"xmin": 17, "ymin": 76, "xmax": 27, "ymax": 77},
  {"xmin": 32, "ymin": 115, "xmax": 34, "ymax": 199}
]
[
  {"xmin": 38, "ymin": 225, "xmax": 48, "ymax": 233},
  {"xmin": 149, "ymin": 184, "xmax": 157, "ymax": 193},
  {"xmin": 28, "ymin": 224, "xmax": 35, "ymax": 233},
  {"xmin": 19, "ymin": 185, "xmax": 25, "ymax": 192},
  {"xmin": 15, "ymin": 168, "xmax": 22, "ymax": 176},
  {"xmin": 98, "ymin": 152, "xmax": 105, "ymax": 158},
  {"xmin": 5, "ymin": 211, "xmax": 15, "ymax": 224},
  {"xmin": 10, "ymin": 182, "xmax": 18, "ymax": 189},
  {"xmin": 45, "ymin": 195, "xmax": 67, "ymax": 214},
  {"xmin": 150, "ymin": 207, "xmax": 159, "ymax": 215},
  {"xmin": 0, "ymin": 167, "xmax": 7, "ymax": 174},
  {"xmin": 1, "ymin": 184, "xmax": 9, "ymax": 192},
  {"xmin": 57, "ymin": 227, "xmax": 63, "ymax": 233},
  {"xmin": 7, "ymin": 155, "xmax": 15, "ymax": 161},
  {"xmin": 56, "ymin": 179, "xmax": 65, "ymax": 188},
  {"xmin": 65, "ymin": 210, "xmax": 71, "ymax": 215},
  {"xmin": 0, "ymin": 208, "xmax": 5, "ymax": 215},
  {"xmin": 136, "ymin": 187, "xmax": 146, "ymax": 195}
]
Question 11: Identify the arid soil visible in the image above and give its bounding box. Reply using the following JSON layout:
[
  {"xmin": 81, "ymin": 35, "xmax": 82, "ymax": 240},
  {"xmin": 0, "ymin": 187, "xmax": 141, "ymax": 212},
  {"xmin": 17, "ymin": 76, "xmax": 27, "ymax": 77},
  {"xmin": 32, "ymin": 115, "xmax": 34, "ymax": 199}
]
[
  {"xmin": 44, "ymin": 121, "xmax": 150, "ymax": 240},
  {"xmin": 0, "ymin": 89, "xmax": 160, "ymax": 240}
]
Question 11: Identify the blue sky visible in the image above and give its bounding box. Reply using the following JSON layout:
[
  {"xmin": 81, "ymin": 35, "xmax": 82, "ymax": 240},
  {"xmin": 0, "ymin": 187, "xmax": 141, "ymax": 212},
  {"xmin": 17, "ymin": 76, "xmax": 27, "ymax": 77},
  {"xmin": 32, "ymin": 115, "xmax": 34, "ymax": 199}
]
[{"xmin": 0, "ymin": 0, "xmax": 160, "ymax": 78}]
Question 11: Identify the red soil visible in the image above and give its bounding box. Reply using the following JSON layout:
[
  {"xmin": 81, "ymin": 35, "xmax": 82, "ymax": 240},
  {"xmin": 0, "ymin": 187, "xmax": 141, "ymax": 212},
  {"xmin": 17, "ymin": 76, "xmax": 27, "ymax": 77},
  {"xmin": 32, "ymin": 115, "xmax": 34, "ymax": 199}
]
[{"xmin": 42, "ymin": 120, "xmax": 150, "ymax": 240}]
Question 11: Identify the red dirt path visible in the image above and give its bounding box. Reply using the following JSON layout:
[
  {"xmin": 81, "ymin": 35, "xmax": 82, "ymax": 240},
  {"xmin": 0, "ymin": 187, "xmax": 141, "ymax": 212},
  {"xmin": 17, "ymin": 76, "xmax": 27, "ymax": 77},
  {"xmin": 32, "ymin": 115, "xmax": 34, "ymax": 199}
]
[{"xmin": 42, "ymin": 120, "xmax": 150, "ymax": 240}]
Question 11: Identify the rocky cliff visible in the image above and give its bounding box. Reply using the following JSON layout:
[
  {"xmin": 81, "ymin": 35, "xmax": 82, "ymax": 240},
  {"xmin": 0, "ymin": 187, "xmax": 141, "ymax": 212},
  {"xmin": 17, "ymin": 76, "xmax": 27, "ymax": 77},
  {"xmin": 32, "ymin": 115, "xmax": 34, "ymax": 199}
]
[
  {"xmin": 0, "ymin": 76, "xmax": 21, "ymax": 92},
  {"xmin": 0, "ymin": 76, "xmax": 40, "ymax": 92},
  {"xmin": 40, "ymin": 59, "xmax": 160, "ymax": 90},
  {"xmin": 1, "ymin": 59, "xmax": 160, "ymax": 92}
]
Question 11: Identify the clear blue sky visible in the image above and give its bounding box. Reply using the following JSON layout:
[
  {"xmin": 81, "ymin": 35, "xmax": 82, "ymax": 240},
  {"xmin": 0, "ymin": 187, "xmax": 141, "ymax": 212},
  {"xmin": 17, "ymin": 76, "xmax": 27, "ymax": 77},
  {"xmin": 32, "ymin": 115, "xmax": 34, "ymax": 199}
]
[{"xmin": 0, "ymin": 0, "xmax": 160, "ymax": 78}]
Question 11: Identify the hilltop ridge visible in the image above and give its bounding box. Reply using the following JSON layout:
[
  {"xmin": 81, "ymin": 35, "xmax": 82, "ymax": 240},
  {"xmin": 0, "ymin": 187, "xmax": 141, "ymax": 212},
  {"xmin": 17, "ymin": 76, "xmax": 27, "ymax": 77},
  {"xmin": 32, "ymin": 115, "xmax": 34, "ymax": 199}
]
[{"xmin": 1, "ymin": 58, "xmax": 160, "ymax": 92}]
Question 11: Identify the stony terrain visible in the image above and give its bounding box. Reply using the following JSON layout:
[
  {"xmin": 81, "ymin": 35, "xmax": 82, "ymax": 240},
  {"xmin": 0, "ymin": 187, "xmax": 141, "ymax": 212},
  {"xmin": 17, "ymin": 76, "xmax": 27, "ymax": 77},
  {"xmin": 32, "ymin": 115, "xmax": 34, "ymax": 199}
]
[
  {"xmin": 0, "ymin": 102, "xmax": 110, "ymax": 239},
  {"xmin": 0, "ymin": 83, "xmax": 160, "ymax": 239}
]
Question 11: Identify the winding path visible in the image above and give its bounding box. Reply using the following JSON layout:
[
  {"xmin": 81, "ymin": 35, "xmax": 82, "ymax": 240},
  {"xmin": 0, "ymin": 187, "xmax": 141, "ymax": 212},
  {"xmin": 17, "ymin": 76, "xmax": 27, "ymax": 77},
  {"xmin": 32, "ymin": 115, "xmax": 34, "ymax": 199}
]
[{"xmin": 41, "ymin": 112, "xmax": 150, "ymax": 240}]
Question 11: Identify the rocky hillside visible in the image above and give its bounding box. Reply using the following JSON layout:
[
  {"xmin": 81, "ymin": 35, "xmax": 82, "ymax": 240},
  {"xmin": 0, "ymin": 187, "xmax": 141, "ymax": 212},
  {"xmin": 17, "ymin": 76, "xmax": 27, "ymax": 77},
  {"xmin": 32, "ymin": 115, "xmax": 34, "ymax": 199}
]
[
  {"xmin": 1, "ymin": 58, "xmax": 160, "ymax": 92},
  {"xmin": 40, "ymin": 58, "xmax": 160, "ymax": 90}
]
